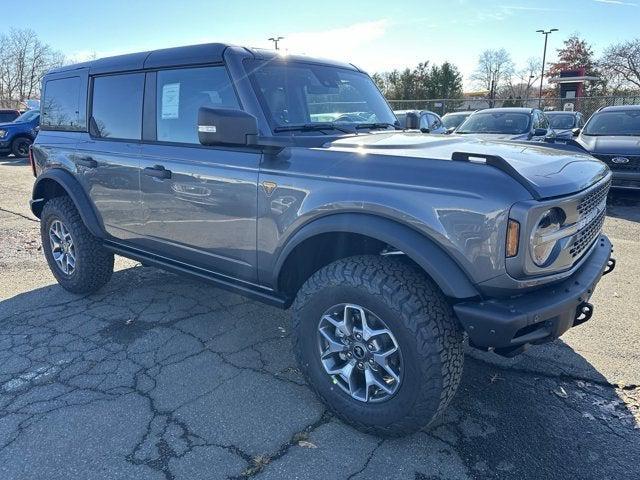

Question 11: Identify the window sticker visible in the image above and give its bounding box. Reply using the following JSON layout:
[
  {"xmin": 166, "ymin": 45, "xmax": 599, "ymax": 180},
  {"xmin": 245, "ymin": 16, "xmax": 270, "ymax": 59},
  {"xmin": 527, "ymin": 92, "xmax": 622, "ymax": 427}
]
[{"xmin": 161, "ymin": 83, "xmax": 180, "ymax": 119}]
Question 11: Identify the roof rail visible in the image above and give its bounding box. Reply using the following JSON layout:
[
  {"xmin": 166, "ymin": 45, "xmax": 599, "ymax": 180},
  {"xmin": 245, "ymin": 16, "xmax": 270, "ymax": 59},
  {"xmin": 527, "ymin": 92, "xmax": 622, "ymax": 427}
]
[{"xmin": 451, "ymin": 151, "xmax": 540, "ymax": 199}]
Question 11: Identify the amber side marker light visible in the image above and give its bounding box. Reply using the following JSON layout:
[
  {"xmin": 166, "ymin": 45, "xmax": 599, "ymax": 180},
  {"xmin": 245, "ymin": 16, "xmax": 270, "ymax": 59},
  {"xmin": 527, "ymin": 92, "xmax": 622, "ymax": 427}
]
[
  {"xmin": 506, "ymin": 219, "xmax": 520, "ymax": 257},
  {"xmin": 28, "ymin": 145, "xmax": 37, "ymax": 177}
]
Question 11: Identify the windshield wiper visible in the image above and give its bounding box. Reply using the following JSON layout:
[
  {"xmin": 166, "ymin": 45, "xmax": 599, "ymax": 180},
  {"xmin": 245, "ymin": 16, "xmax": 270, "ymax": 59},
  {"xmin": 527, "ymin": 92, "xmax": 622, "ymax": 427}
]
[
  {"xmin": 273, "ymin": 123, "xmax": 355, "ymax": 134},
  {"xmin": 354, "ymin": 122, "xmax": 400, "ymax": 131}
]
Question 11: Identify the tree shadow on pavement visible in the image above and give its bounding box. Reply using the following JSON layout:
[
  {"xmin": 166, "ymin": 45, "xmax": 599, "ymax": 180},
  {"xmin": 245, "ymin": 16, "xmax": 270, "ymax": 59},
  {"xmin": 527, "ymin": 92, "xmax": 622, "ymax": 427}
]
[{"xmin": 0, "ymin": 265, "xmax": 637, "ymax": 480}]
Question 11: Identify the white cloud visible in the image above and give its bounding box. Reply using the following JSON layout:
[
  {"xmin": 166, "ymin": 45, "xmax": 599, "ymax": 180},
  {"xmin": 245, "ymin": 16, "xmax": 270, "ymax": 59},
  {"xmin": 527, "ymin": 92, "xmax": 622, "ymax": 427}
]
[{"xmin": 593, "ymin": 0, "xmax": 637, "ymax": 6}]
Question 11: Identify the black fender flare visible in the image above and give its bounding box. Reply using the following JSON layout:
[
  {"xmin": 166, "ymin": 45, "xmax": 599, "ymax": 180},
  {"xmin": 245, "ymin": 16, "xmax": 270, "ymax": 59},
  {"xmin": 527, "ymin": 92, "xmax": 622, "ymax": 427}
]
[
  {"xmin": 273, "ymin": 213, "xmax": 479, "ymax": 300},
  {"xmin": 30, "ymin": 168, "xmax": 105, "ymax": 238}
]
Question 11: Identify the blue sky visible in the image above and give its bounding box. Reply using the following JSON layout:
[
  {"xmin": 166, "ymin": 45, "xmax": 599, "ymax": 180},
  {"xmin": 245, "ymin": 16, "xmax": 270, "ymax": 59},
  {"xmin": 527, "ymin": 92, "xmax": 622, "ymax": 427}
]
[{"xmin": 10, "ymin": 0, "xmax": 640, "ymax": 87}]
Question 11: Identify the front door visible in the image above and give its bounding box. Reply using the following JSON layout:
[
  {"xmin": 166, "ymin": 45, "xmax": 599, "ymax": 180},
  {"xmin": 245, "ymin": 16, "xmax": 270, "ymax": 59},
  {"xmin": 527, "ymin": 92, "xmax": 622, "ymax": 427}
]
[{"xmin": 137, "ymin": 65, "xmax": 260, "ymax": 282}]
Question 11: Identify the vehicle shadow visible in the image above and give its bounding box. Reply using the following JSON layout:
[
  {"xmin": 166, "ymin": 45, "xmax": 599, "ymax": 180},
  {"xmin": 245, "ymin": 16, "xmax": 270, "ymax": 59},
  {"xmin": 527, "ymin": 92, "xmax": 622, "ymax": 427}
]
[
  {"xmin": 607, "ymin": 188, "xmax": 640, "ymax": 223},
  {"xmin": 0, "ymin": 155, "xmax": 28, "ymax": 166},
  {"xmin": 0, "ymin": 266, "xmax": 637, "ymax": 479}
]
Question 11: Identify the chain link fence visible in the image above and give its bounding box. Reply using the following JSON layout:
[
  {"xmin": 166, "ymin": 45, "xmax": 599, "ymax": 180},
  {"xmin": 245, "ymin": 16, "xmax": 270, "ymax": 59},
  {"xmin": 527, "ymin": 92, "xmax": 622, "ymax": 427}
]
[{"xmin": 388, "ymin": 95, "xmax": 640, "ymax": 120}]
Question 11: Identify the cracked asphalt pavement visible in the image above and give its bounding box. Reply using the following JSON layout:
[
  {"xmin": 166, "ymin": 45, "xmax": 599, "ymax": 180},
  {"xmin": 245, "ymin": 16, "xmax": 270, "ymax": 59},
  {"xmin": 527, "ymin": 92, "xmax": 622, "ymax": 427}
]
[{"xmin": 1, "ymin": 155, "xmax": 639, "ymax": 479}]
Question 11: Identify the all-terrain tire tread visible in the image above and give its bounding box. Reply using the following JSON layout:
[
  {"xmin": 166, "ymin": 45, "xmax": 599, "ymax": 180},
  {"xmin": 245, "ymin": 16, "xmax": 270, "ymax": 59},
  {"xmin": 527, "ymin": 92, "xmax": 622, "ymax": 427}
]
[
  {"xmin": 292, "ymin": 255, "xmax": 463, "ymax": 436},
  {"xmin": 41, "ymin": 196, "xmax": 113, "ymax": 294}
]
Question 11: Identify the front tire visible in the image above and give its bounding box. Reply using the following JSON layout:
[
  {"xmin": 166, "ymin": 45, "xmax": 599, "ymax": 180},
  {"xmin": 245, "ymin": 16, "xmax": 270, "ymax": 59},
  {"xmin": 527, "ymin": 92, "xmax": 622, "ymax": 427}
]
[
  {"xmin": 292, "ymin": 255, "xmax": 464, "ymax": 436},
  {"xmin": 41, "ymin": 196, "xmax": 114, "ymax": 293},
  {"xmin": 11, "ymin": 137, "xmax": 32, "ymax": 158}
]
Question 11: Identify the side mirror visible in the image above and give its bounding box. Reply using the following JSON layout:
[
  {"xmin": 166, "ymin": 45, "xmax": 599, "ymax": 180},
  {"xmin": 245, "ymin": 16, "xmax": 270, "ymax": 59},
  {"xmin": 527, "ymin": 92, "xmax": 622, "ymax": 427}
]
[
  {"xmin": 446, "ymin": 127, "xmax": 455, "ymax": 134},
  {"xmin": 405, "ymin": 112, "xmax": 420, "ymax": 130},
  {"xmin": 198, "ymin": 107, "xmax": 258, "ymax": 146},
  {"xmin": 572, "ymin": 127, "xmax": 581, "ymax": 137},
  {"xmin": 534, "ymin": 128, "xmax": 547, "ymax": 137},
  {"xmin": 420, "ymin": 127, "xmax": 430, "ymax": 134}
]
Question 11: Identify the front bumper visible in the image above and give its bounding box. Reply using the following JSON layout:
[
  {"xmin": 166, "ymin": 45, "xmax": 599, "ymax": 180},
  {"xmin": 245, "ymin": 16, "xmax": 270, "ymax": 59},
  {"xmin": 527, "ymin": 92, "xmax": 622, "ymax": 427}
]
[
  {"xmin": 454, "ymin": 235, "xmax": 615, "ymax": 356},
  {"xmin": 611, "ymin": 171, "xmax": 640, "ymax": 190}
]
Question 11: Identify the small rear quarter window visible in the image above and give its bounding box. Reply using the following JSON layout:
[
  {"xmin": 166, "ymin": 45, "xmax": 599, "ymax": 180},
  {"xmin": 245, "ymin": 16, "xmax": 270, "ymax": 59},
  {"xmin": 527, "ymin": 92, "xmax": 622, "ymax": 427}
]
[{"xmin": 41, "ymin": 76, "xmax": 83, "ymax": 131}]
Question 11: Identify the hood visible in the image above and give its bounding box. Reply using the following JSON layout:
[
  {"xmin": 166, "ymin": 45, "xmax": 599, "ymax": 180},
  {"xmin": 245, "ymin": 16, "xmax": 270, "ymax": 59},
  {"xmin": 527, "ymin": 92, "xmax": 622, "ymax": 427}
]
[
  {"xmin": 553, "ymin": 129, "xmax": 574, "ymax": 139},
  {"xmin": 326, "ymin": 132, "xmax": 609, "ymax": 199},
  {"xmin": 577, "ymin": 134, "xmax": 640, "ymax": 156},
  {"xmin": 0, "ymin": 120, "xmax": 30, "ymax": 129}
]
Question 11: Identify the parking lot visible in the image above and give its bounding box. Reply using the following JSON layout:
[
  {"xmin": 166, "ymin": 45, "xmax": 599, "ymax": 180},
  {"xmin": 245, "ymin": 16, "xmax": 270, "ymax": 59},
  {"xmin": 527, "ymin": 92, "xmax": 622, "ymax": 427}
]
[{"xmin": 0, "ymin": 155, "xmax": 638, "ymax": 479}]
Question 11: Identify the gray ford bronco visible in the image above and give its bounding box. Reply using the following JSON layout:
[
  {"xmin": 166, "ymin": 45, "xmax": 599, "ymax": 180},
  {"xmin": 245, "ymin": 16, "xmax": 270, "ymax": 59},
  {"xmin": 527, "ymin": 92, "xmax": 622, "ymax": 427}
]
[{"xmin": 30, "ymin": 43, "xmax": 615, "ymax": 436}]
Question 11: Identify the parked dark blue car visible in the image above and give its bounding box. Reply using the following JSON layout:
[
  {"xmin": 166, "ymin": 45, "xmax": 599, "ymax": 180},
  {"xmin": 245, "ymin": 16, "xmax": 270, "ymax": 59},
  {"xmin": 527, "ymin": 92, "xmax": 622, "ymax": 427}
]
[
  {"xmin": 0, "ymin": 110, "xmax": 40, "ymax": 158},
  {"xmin": 574, "ymin": 105, "xmax": 640, "ymax": 190}
]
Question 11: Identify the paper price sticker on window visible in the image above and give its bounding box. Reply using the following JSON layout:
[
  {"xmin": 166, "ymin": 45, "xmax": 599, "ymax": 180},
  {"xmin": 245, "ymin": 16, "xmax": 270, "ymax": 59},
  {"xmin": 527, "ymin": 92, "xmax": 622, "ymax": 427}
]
[{"xmin": 161, "ymin": 83, "xmax": 180, "ymax": 119}]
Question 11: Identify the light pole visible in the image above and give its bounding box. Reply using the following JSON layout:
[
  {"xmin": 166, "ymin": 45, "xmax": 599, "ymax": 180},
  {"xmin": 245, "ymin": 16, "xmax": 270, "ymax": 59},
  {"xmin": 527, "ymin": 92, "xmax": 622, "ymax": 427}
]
[
  {"xmin": 536, "ymin": 28, "xmax": 558, "ymax": 108},
  {"xmin": 268, "ymin": 36, "xmax": 284, "ymax": 50}
]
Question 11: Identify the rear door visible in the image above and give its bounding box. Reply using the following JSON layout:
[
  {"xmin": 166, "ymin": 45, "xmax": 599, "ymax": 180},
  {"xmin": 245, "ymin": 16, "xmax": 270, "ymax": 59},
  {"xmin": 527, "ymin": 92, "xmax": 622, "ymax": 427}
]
[
  {"xmin": 137, "ymin": 65, "xmax": 260, "ymax": 282},
  {"xmin": 75, "ymin": 73, "xmax": 144, "ymax": 240}
]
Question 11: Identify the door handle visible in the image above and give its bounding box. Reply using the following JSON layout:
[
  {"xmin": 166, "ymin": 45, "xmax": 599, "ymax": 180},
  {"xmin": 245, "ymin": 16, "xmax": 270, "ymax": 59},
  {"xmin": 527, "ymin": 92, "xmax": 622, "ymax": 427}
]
[
  {"xmin": 76, "ymin": 156, "xmax": 98, "ymax": 168},
  {"xmin": 143, "ymin": 165, "xmax": 172, "ymax": 179}
]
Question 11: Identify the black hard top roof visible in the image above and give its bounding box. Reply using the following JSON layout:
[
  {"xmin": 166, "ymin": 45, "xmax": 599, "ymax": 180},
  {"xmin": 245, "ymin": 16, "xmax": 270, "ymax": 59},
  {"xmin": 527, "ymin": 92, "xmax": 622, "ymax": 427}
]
[{"xmin": 47, "ymin": 42, "xmax": 360, "ymax": 76}]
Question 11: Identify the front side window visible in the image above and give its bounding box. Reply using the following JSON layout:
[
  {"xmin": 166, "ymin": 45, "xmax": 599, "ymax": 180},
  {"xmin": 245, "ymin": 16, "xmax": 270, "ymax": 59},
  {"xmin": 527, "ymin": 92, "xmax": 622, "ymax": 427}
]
[
  {"xmin": 246, "ymin": 60, "xmax": 397, "ymax": 132},
  {"xmin": 156, "ymin": 66, "xmax": 240, "ymax": 144},
  {"xmin": 548, "ymin": 114, "xmax": 576, "ymax": 129},
  {"xmin": 91, "ymin": 73, "xmax": 144, "ymax": 140},
  {"xmin": 41, "ymin": 77, "xmax": 82, "ymax": 130},
  {"xmin": 583, "ymin": 110, "xmax": 640, "ymax": 136},
  {"xmin": 457, "ymin": 112, "xmax": 531, "ymax": 135}
]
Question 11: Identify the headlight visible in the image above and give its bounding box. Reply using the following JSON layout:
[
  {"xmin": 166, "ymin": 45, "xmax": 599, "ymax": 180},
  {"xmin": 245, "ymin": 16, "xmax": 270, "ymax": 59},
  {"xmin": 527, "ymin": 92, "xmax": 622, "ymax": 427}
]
[
  {"xmin": 0, "ymin": 129, "xmax": 7, "ymax": 138},
  {"xmin": 530, "ymin": 207, "xmax": 566, "ymax": 267}
]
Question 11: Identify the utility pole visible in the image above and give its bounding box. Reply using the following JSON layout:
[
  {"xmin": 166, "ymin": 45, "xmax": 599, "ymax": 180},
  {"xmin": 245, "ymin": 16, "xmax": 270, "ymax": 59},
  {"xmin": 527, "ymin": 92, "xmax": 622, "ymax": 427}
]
[
  {"xmin": 536, "ymin": 28, "xmax": 558, "ymax": 108},
  {"xmin": 268, "ymin": 36, "xmax": 284, "ymax": 50}
]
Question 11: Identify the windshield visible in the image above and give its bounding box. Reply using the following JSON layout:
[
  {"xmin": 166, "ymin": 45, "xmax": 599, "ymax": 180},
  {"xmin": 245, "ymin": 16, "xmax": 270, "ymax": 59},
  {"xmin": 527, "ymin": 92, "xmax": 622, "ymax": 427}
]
[
  {"xmin": 583, "ymin": 110, "xmax": 640, "ymax": 136},
  {"xmin": 14, "ymin": 110, "xmax": 39, "ymax": 123},
  {"xmin": 246, "ymin": 60, "xmax": 397, "ymax": 132},
  {"xmin": 442, "ymin": 114, "xmax": 469, "ymax": 130},
  {"xmin": 456, "ymin": 112, "xmax": 531, "ymax": 135},
  {"xmin": 548, "ymin": 114, "xmax": 576, "ymax": 129}
]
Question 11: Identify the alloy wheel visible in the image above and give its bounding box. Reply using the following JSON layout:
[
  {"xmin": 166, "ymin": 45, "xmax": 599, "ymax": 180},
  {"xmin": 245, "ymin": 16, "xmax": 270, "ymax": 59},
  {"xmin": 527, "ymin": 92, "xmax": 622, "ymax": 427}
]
[
  {"xmin": 317, "ymin": 303, "xmax": 403, "ymax": 403},
  {"xmin": 49, "ymin": 220, "xmax": 76, "ymax": 275}
]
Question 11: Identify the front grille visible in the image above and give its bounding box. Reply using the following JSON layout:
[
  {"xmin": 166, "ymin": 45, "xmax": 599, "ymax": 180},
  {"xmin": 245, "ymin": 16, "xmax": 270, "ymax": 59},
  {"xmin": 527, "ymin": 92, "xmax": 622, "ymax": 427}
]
[
  {"xmin": 593, "ymin": 154, "xmax": 640, "ymax": 172},
  {"xmin": 577, "ymin": 178, "xmax": 610, "ymax": 215},
  {"xmin": 570, "ymin": 179, "xmax": 610, "ymax": 259},
  {"xmin": 570, "ymin": 209, "xmax": 605, "ymax": 258}
]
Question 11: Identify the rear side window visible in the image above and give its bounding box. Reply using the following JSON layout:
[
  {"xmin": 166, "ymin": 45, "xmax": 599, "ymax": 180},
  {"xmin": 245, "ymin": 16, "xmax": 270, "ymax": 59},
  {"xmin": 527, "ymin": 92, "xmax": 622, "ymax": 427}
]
[
  {"xmin": 156, "ymin": 66, "xmax": 240, "ymax": 144},
  {"xmin": 91, "ymin": 73, "xmax": 145, "ymax": 140},
  {"xmin": 0, "ymin": 112, "xmax": 17, "ymax": 122},
  {"xmin": 41, "ymin": 77, "xmax": 82, "ymax": 130}
]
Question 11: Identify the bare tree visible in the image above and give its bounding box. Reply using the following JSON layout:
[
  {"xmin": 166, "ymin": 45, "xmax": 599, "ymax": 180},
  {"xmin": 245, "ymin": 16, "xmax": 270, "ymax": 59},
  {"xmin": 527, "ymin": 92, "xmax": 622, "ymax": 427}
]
[
  {"xmin": 504, "ymin": 57, "xmax": 542, "ymax": 101},
  {"xmin": 0, "ymin": 29, "xmax": 64, "ymax": 109},
  {"xmin": 600, "ymin": 38, "xmax": 640, "ymax": 92},
  {"xmin": 471, "ymin": 49, "xmax": 515, "ymax": 101}
]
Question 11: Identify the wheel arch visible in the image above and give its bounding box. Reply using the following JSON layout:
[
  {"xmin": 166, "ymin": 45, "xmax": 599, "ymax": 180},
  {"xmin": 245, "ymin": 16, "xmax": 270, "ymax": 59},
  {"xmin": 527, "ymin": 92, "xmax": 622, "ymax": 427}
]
[
  {"xmin": 31, "ymin": 169, "xmax": 104, "ymax": 238},
  {"xmin": 274, "ymin": 213, "xmax": 479, "ymax": 301}
]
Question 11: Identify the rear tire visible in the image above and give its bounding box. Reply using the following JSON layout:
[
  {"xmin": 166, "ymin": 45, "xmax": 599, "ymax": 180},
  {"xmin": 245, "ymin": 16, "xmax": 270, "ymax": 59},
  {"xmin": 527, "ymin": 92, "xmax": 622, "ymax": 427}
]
[
  {"xmin": 292, "ymin": 255, "xmax": 464, "ymax": 436},
  {"xmin": 41, "ymin": 196, "xmax": 114, "ymax": 293}
]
